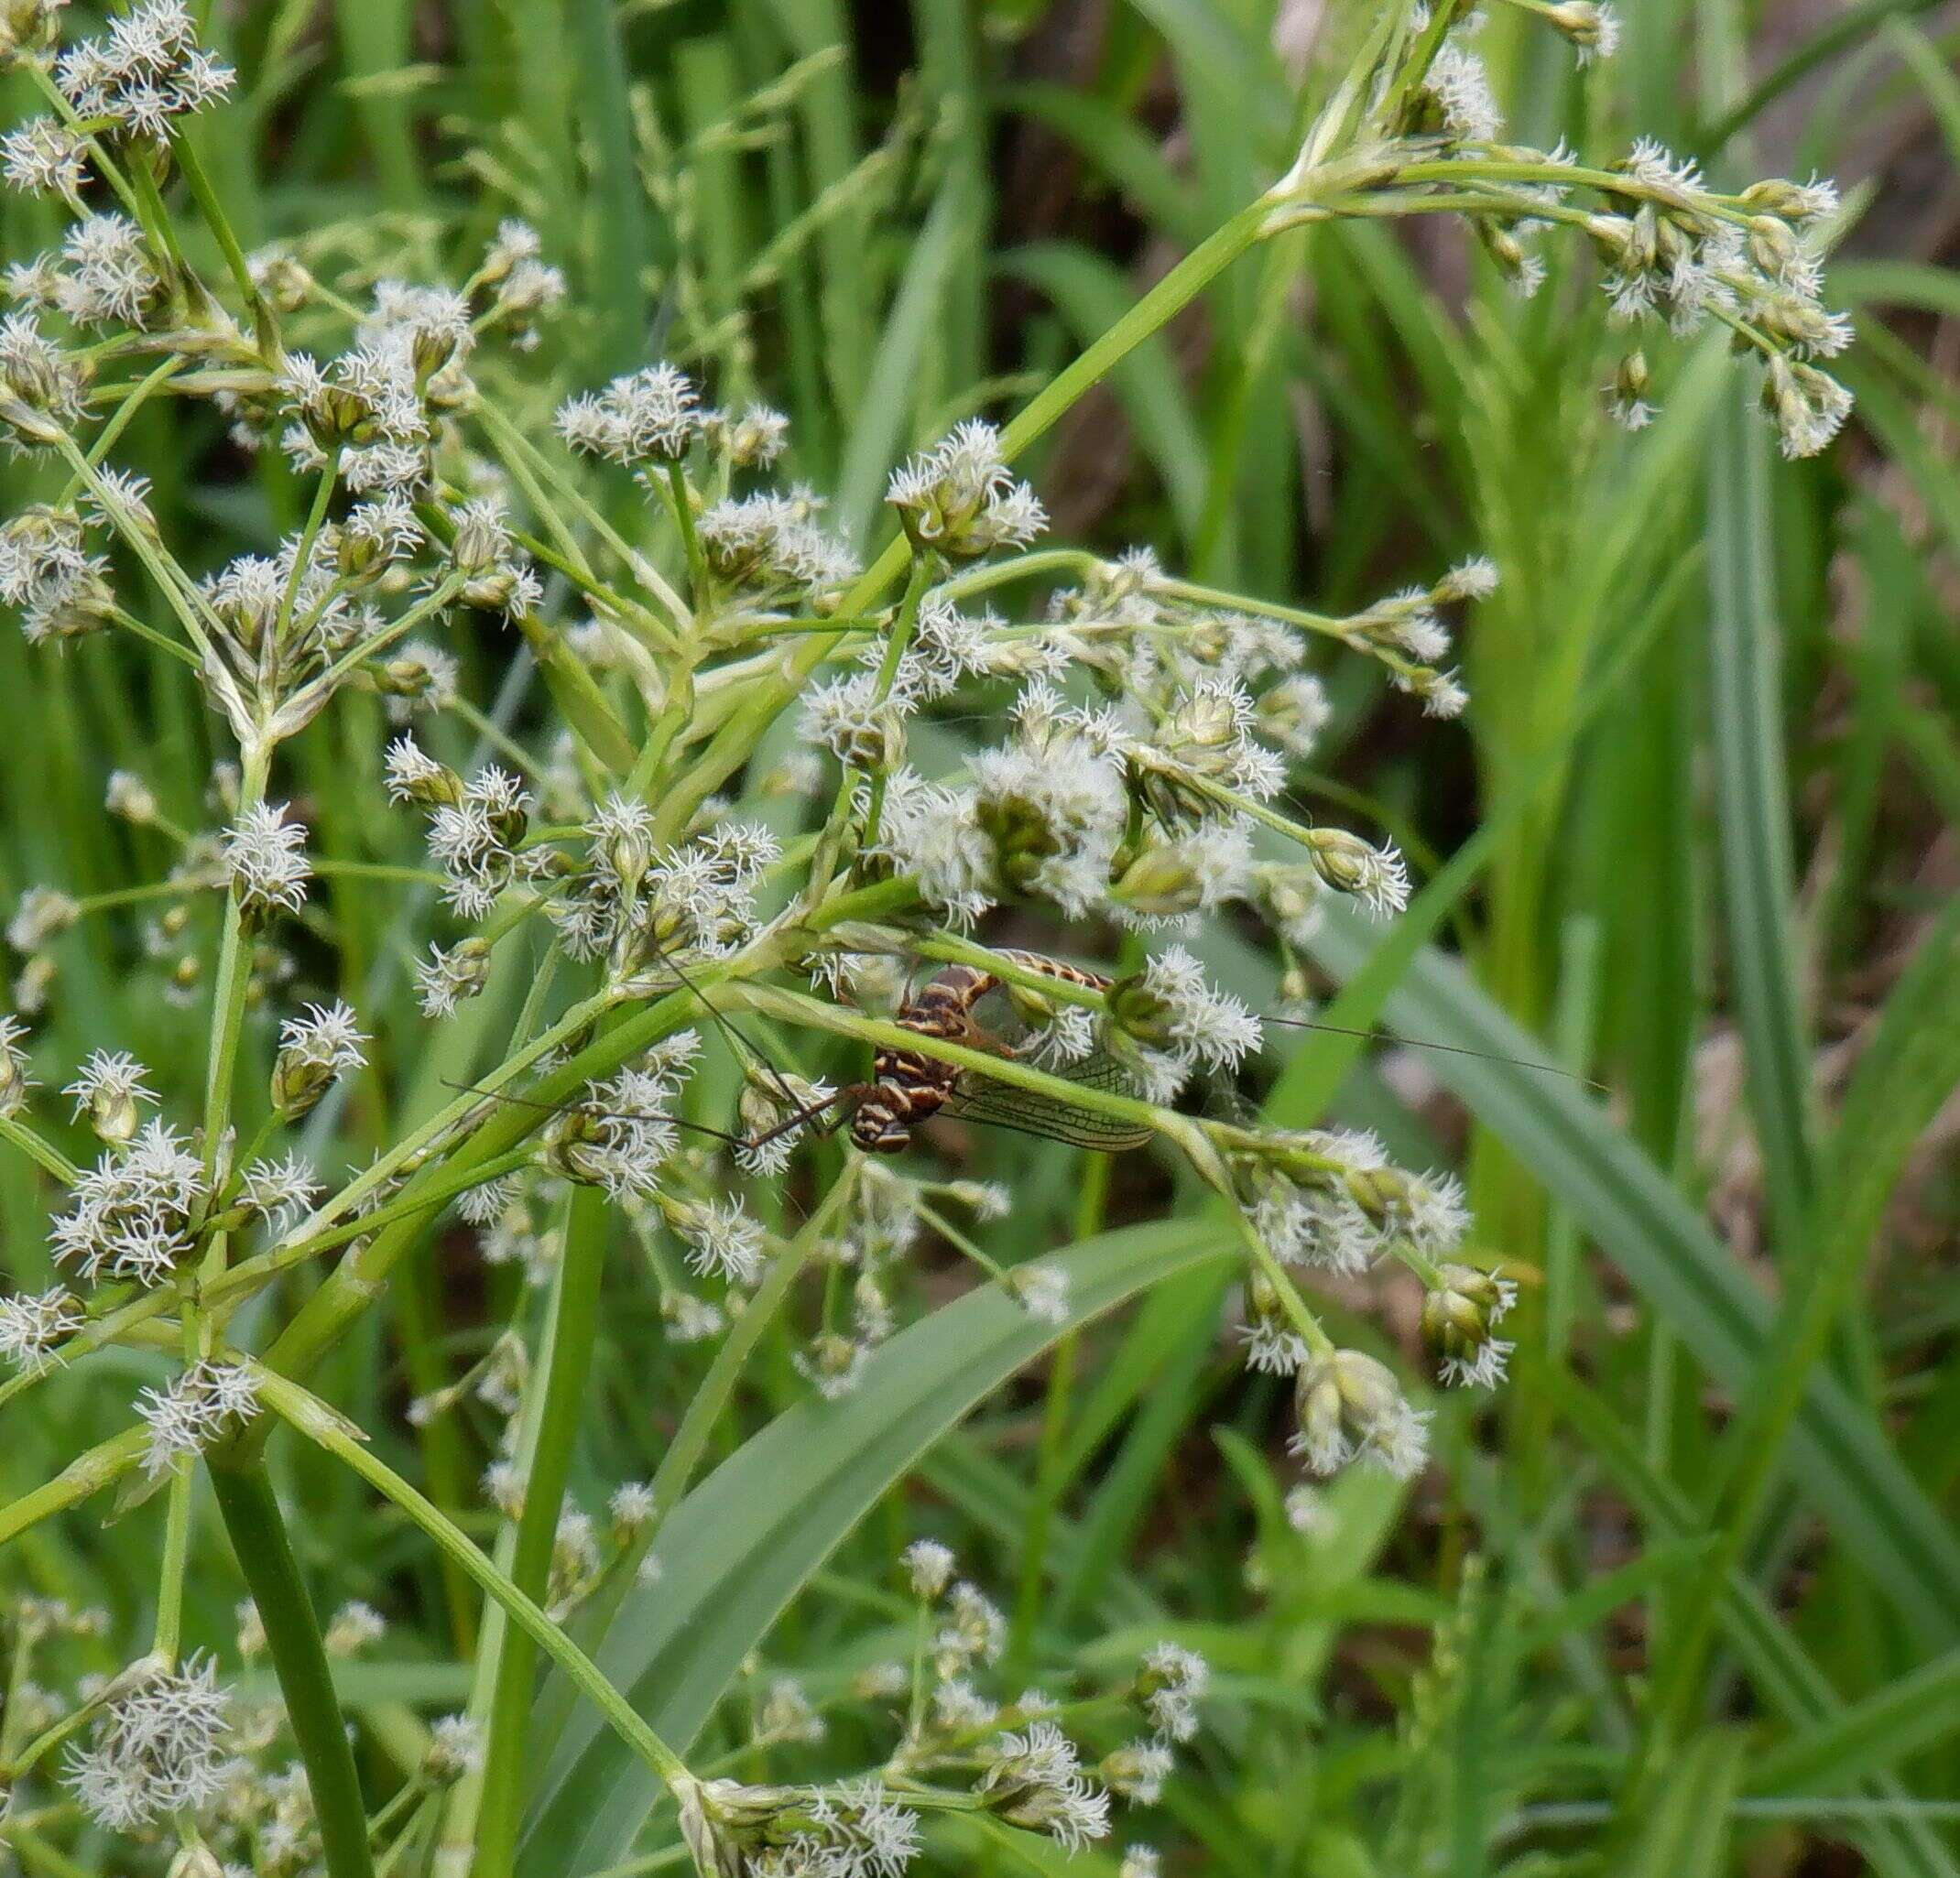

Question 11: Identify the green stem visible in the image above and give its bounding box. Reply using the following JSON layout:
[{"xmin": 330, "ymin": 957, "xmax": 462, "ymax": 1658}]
[
  {"xmin": 0, "ymin": 1432, "xmax": 145, "ymax": 1550},
  {"xmin": 107, "ymin": 604, "xmax": 201, "ymax": 668},
  {"xmin": 305, "ymin": 573, "xmax": 463, "ymax": 702},
  {"xmin": 664, "ymin": 460, "xmax": 706, "ymax": 607},
  {"xmin": 151, "ymin": 1425, "xmax": 193, "ymax": 1664},
  {"xmin": 648, "ymin": 1169, "xmax": 855, "ymax": 1524},
  {"xmin": 472, "ymin": 1186, "xmax": 611, "ymax": 1878},
  {"xmin": 525, "ymin": 1173, "xmax": 856, "ymax": 1776},
  {"xmin": 655, "ymin": 188, "xmax": 1279, "ymax": 838},
  {"xmin": 63, "ymin": 356, "xmax": 186, "ymax": 499},
  {"xmin": 0, "ymin": 1114, "xmax": 80, "ymax": 1186},
  {"xmin": 255, "ymin": 1371, "xmax": 694, "ymax": 1793},
  {"xmin": 209, "ymin": 1459, "xmax": 376, "ymax": 1878},
  {"xmin": 169, "ymin": 128, "xmax": 278, "ymax": 353},
  {"xmin": 472, "ymin": 401, "xmax": 688, "ymax": 636},
  {"xmin": 52, "ymin": 435, "xmax": 228, "ymax": 677},
  {"xmin": 853, "ymin": 558, "xmax": 934, "ymax": 854},
  {"xmin": 208, "ymin": 1148, "xmax": 540, "ymax": 1304},
  {"xmin": 202, "ymin": 738, "xmax": 272, "ymax": 1180},
  {"xmin": 278, "ymin": 450, "xmax": 342, "ymax": 646},
  {"xmin": 19, "ymin": 60, "xmax": 147, "ymax": 228}
]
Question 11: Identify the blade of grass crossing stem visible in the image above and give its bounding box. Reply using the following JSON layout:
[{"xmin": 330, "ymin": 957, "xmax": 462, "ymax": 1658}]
[
  {"xmin": 1624, "ymin": 1731, "xmax": 1746, "ymax": 1878},
  {"xmin": 210, "ymin": 1460, "xmax": 376, "ymax": 1878},
  {"xmin": 472, "ymin": 1187, "xmax": 611, "ymax": 1878},
  {"xmin": 518, "ymin": 1221, "xmax": 1236, "ymax": 1876},
  {"xmin": 1706, "ymin": 401, "xmax": 1818, "ymax": 1259},
  {"xmin": 1748, "ymin": 1647, "xmax": 1960, "ymax": 1797},
  {"xmin": 1638, "ymin": 896, "xmax": 1960, "ymax": 1783},
  {"xmin": 1301, "ymin": 907, "xmax": 1960, "ymax": 1649},
  {"xmin": 253, "ymin": 1371, "xmax": 696, "ymax": 1797}
]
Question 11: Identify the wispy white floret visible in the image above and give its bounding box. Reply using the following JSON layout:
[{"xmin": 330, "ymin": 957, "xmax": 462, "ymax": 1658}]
[
  {"xmin": 675, "ymin": 1198, "xmax": 767, "ymax": 1286},
  {"xmin": 1138, "ymin": 1642, "xmax": 1210, "ymax": 1743},
  {"xmin": 241, "ymin": 1151, "xmax": 322, "ymax": 1227},
  {"xmin": 63, "ymin": 1049, "xmax": 157, "ymax": 1143},
  {"xmin": 223, "ymin": 801, "xmax": 310, "ymax": 917},
  {"xmin": 1290, "ymin": 1349, "xmax": 1431, "ymax": 1481},
  {"xmin": 0, "ymin": 1285, "xmax": 83, "ymax": 1373},
  {"xmin": 981, "ymin": 1721, "xmax": 1112, "ymax": 1849},
  {"xmin": 136, "ymin": 1361, "xmax": 260, "ymax": 1478},
  {"xmin": 51, "ymin": 1120, "xmax": 207, "ymax": 1286},
  {"xmin": 902, "ymin": 1538, "xmax": 956, "ymax": 1599},
  {"xmin": 65, "ymin": 1653, "xmax": 236, "ymax": 1830},
  {"xmin": 1008, "ymin": 1262, "xmax": 1070, "ymax": 1326},
  {"xmin": 556, "ymin": 364, "xmax": 701, "ymax": 464}
]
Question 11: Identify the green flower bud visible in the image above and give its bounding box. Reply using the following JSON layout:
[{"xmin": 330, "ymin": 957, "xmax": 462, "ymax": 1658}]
[
  {"xmin": 1421, "ymin": 1263, "xmax": 1518, "ymax": 1387},
  {"xmin": 1110, "ymin": 842, "xmax": 1207, "ymax": 920},
  {"xmin": 1291, "ymin": 1347, "xmax": 1428, "ymax": 1478}
]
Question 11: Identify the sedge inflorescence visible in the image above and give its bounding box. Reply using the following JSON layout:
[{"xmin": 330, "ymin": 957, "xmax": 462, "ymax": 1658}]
[
  {"xmin": 671, "ymin": 1538, "xmax": 1203, "ymax": 1878},
  {"xmin": 0, "ymin": 3, "xmax": 1853, "ymax": 1875}
]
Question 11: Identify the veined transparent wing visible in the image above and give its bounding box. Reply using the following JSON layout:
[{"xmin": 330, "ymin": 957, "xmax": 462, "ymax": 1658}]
[
  {"xmin": 938, "ymin": 1037, "xmax": 1155, "ymax": 1153},
  {"xmin": 939, "ymin": 1075, "xmax": 1155, "ymax": 1151}
]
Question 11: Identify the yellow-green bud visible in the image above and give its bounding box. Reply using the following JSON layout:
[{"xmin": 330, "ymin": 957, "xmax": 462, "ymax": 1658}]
[
  {"xmin": 1110, "ymin": 842, "xmax": 1206, "ymax": 920},
  {"xmin": 0, "ymin": 0, "xmax": 64, "ymax": 64},
  {"xmin": 1421, "ymin": 1263, "xmax": 1517, "ymax": 1386}
]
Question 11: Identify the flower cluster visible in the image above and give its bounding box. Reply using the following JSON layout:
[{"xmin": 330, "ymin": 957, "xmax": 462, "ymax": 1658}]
[
  {"xmin": 675, "ymin": 1539, "xmax": 1203, "ymax": 1876},
  {"xmin": 1368, "ymin": 13, "xmax": 1854, "ymax": 456},
  {"xmin": 65, "ymin": 1654, "xmax": 239, "ymax": 1831},
  {"xmin": 136, "ymin": 1359, "xmax": 260, "ymax": 1478}
]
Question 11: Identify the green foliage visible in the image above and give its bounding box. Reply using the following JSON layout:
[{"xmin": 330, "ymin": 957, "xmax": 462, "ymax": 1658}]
[{"xmin": 0, "ymin": 3, "xmax": 1955, "ymax": 1876}]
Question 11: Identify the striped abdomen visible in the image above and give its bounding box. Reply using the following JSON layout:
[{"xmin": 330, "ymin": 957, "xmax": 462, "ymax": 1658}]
[{"xmin": 849, "ymin": 953, "xmax": 1113, "ymax": 1153}]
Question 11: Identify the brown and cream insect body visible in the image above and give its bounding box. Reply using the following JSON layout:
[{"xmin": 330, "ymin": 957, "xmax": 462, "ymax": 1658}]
[{"xmin": 850, "ymin": 950, "xmax": 1117, "ymax": 1154}]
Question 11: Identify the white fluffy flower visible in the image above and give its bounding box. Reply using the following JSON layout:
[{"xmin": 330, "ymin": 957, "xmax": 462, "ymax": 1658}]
[
  {"xmin": 223, "ymin": 801, "xmax": 311, "ymax": 918},
  {"xmin": 241, "ymin": 1151, "xmax": 322, "ymax": 1227},
  {"xmin": 1009, "ymin": 1262, "xmax": 1070, "ymax": 1326},
  {"xmin": 0, "ymin": 1285, "xmax": 83, "ymax": 1373},
  {"xmin": 556, "ymin": 364, "xmax": 701, "ymax": 464},
  {"xmin": 980, "ymin": 1721, "xmax": 1113, "ymax": 1849},
  {"xmin": 902, "ymin": 1538, "xmax": 955, "ymax": 1599},
  {"xmin": 1138, "ymin": 1642, "xmax": 1209, "ymax": 1743},
  {"xmin": 675, "ymin": 1198, "xmax": 767, "ymax": 1286},
  {"xmin": 1290, "ymin": 1349, "xmax": 1431, "ymax": 1481},
  {"xmin": 136, "ymin": 1361, "xmax": 260, "ymax": 1478},
  {"xmin": 887, "ymin": 419, "xmax": 1046, "ymax": 561},
  {"xmin": 51, "ymin": 1121, "xmax": 208, "ymax": 1286},
  {"xmin": 872, "ymin": 771, "xmax": 993, "ymax": 928},
  {"xmin": 65, "ymin": 1653, "xmax": 236, "ymax": 1830}
]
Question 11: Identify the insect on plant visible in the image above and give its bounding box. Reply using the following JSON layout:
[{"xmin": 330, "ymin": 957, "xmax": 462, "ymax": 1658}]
[{"xmin": 0, "ymin": 2, "xmax": 1880, "ymax": 1875}]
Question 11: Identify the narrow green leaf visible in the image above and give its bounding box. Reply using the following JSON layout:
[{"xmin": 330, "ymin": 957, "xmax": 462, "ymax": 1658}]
[
  {"xmin": 1705, "ymin": 401, "xmax": 1815, "ymax": 1257},
  {"xmin": 1301, "ymin": 908, "xmax": 1960, "ymax": 1648},
  {"xmin": 1751, "ymin": 1648, "xmax": 1960, "ymax": 1797},
  {"xmin": 520, "ymin": 1221, "xmax": 1236, "ymax": 1875}
]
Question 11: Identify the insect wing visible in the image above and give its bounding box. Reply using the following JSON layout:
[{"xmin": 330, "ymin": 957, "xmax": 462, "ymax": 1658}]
[{"xmin": 940, "ymin": 1047, "xmax": 1154, "ymax": 1152}]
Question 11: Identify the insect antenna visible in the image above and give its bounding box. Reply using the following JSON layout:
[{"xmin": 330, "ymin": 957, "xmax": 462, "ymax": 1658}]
[
  {"xmin": 638, "ymin": 934, "xmax": 816, "ymax": 1126},
  {"xmin": 738, "ymin": 1083, "xmax": 866, "ymax": 1155},
  {"xmin": 440, "ymin": 1079, "xmax": 753, "ymax": 1150},
  {"xmin": 1263, "ymin": 1015, "xmax": 1607, "ymax": 1093}
]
